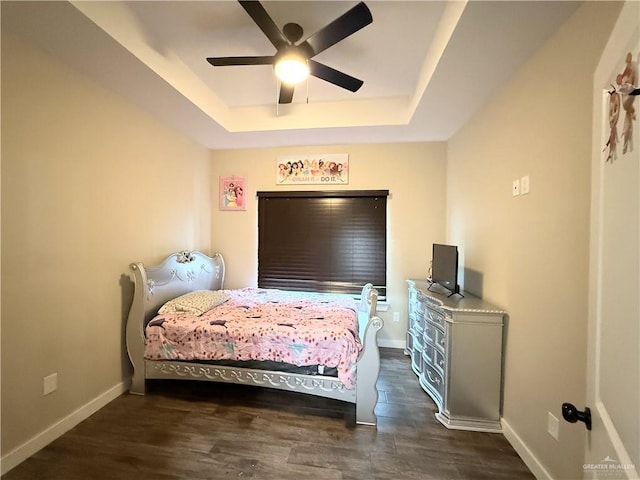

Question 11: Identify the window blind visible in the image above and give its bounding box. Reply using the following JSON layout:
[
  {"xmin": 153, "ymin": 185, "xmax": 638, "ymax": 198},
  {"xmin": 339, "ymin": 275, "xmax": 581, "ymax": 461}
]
[{"xmin": 257, "ymin": 190, "xmax": 387, "ymax": 297}]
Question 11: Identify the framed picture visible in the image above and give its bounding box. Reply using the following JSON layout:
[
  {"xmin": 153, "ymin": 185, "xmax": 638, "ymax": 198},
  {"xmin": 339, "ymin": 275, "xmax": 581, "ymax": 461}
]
[
  {"xmin": 219, "ymin": 175, "xmax": 246, "ymax": 211},
  {"xmin": 276, "ymin": 154, "xmax": 349, "ymax": 185},
  {"xmin": 603, "ymin": 48, "xmax": 638, "ymax": 163}
]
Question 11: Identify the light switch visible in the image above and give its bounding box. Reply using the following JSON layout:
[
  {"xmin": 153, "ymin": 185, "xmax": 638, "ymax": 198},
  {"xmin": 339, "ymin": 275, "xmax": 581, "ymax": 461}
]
[
  {"xmin": 521, "ymin": 175, "xmax": 530, "ymax": 195},
  {"xmin": 512, "ymin": 179, "xmax": 520, "ymax": 197}
]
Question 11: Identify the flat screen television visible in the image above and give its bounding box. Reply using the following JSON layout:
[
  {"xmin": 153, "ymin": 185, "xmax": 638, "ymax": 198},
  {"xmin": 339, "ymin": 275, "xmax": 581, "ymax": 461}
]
[{"xmin": 429, "ymin": 243, "xmax": 462, "ymax": 297}]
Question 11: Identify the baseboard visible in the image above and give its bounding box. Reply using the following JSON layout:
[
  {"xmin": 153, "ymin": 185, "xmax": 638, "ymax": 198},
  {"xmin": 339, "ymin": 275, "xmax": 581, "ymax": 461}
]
[
  {"xmin": 501, "ymin": 417, "xmax": 553, "ymax": 480},
  {"xmin": 1, "ymin": 380, "xmax": 130, "ymax": 475},
  {"xmin": 378, "ymin": 339, "xmax": 406, "ymax": 349}
]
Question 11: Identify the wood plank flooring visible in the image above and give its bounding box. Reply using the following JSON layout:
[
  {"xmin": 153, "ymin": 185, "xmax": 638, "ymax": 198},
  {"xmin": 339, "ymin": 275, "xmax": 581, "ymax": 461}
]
[{"xmin": 3, "ymin": 348, "xmax": 534, "ymax": 479}]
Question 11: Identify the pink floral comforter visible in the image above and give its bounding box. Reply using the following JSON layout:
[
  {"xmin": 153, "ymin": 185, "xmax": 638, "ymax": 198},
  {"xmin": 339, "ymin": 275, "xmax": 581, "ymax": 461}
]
[{"xmin": 144, "ymin": 288, "xmax": 362, "ymax": 388}]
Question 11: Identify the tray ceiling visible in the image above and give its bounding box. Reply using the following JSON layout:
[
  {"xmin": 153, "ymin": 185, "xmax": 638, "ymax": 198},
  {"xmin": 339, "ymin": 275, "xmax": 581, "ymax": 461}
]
[{"xmin": 3, "ymin": 1, "xmax": 582, "ymax": 149}]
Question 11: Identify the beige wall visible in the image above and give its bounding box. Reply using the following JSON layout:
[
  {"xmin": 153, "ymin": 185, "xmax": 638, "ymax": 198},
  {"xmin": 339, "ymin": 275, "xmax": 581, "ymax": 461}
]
[
  {"xmin": 446, "ymin": 2, "xmax": 622, "ymax": 479},
  {"xmin": 3, "ymin": 1, "xmax": 627, "ymax": 477},
  {"xmin": 1, "ymin": 35, "xmax": 211, "ymax": 458},
  {"xmin": 210, "ymin": 143, "xmax": 447, "ymax": 346}
]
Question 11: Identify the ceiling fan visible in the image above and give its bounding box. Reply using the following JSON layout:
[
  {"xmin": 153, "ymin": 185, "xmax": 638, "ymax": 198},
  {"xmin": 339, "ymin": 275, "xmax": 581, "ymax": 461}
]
[{"xmin": 206, "ymin": 1, "xmax": 373, "ymax": 104}]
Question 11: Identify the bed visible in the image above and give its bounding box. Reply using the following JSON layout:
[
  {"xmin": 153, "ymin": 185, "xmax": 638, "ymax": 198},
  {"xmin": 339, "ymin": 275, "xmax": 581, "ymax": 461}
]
[{"xmin": 125, "ymin": 250, "xmax": 384, "ymax": 425}]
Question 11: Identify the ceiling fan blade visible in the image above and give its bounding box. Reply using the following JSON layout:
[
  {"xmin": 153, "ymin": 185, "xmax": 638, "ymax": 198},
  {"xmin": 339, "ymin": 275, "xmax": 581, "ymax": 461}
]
[
  {"xmin": 279, "ymin": 83, "xmax": 295, "ymax": 104},
  {"xmin": 207, "ymin": 56, "xmax": 274, "ymax": 66},
  {"xmin": 309, "ymin": 60, "xmax": 363, "ymax": 92},
  {"xmin": 301, "ymin": 2, "xmax": 372, "ymax": 56},
  {"xmin": 238, "ymin": 1, "xmax": 288, "ymax": 50}
]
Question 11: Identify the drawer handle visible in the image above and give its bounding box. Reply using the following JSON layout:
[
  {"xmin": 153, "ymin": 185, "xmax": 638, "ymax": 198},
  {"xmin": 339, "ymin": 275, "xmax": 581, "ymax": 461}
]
[{"xmin": 426, "ymin": 369, "xmax": 441, "ymax": 385}]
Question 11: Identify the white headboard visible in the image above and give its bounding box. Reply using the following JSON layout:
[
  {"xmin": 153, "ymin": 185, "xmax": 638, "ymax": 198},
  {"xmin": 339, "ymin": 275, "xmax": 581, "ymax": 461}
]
[
  {"xmin": 126, "ymin": 250, "xmax": 225, "ymax": 394},
  {"xmin": 129, "ymin": 250, "xmax": 225, "ymax": 325}
]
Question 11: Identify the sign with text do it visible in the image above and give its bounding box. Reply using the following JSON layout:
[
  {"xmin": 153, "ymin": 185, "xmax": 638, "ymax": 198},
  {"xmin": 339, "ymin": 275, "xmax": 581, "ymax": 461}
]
[{"xmin": 276, "ymin": 154, "xmax": 349, "ymax": 185}]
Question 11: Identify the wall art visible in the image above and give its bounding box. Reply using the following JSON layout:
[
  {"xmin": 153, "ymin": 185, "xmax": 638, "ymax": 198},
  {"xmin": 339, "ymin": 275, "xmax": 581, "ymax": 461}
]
[
  {"xmin": 219, "ymin": 175, "xmax": 246, "ymax": 211},
  {"xmin": 604, "ymin": 49, "xmax": 638, "ymax": 162},
  {"xmin": 276, "ymin": 154, "xmax": 349, "ymax": 185}
]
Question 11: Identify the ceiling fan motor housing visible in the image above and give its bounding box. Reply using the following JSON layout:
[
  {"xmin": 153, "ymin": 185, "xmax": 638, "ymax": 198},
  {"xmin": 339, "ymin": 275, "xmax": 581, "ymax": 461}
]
[{"xmin": 283, "ymin": 23, "xmax": 304, "ymax": 43}]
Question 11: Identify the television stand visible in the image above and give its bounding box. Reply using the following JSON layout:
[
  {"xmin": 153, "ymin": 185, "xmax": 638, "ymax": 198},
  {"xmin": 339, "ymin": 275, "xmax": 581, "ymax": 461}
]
[{"xmin": 405, "ymin": 279, "xmax": 505, "ymax": 432}]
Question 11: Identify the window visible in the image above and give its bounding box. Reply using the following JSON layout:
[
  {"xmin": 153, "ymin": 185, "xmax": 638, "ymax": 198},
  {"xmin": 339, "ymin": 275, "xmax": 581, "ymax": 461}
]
[{"xmin": 257, "ymin": 190, "xmax": 387, "ymax": 297}]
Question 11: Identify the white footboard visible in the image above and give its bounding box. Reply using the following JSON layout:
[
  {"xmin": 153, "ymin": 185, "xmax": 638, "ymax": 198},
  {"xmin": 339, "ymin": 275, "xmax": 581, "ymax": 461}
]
[{"xmin": 355, "ymin": 315, "xmax": 384, "ymax": 425}]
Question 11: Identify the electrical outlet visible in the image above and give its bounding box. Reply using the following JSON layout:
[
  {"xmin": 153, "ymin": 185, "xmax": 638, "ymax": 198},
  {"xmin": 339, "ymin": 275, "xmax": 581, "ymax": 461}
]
[
  {"xmin": 43, "ymin": 373, "xmax": 58, "ymax": 396},
  {"xmin": 393, "ymin": 312, "xmax": 400, "ymax": 322},
  {"xmin": 547, "ymin": 411, "xmax": 560, "ymax": 441},
  {"xmin": 512, "ymin": 179, "xmax": 521, "ymax": 197}
]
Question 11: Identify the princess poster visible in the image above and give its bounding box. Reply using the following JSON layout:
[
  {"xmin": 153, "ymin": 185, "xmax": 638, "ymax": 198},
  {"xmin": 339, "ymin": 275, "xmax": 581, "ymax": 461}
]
[
  {"xmin": 276, "ymin": 154, "xmax": 349, "ymax": 185},
  {"xmin": 219, "ymin": 175, "xmax": 246, "ymax": 211}
]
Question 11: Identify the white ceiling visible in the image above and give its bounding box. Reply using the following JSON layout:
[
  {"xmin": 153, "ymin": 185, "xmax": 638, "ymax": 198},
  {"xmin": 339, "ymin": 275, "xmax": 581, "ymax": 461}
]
[{"xmin": 3, "ymin": 1, "xmax": 582, "ymax": 149}]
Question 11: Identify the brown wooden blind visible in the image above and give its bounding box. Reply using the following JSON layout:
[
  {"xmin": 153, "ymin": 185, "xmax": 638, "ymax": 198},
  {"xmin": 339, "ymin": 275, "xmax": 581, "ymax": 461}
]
[{"xmin": 257, "ymin": 190, "xmax": 387, "ymax": 297}]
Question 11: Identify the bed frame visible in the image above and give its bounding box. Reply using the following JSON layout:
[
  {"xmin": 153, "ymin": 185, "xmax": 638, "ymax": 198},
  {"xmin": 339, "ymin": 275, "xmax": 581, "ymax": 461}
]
[{"xmin": 126, "ymin": 250, "xmax": 384, "ymax": 425}]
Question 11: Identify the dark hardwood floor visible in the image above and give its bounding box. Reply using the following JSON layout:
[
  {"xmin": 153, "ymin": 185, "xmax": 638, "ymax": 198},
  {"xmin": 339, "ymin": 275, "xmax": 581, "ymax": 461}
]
[{"xmin": 3, "ymin": 348, "xmax": 534, "ymax": 479}]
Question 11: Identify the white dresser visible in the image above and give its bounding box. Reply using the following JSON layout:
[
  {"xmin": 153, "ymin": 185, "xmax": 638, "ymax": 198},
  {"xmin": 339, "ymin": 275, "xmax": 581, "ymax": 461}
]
[{"xmin": 406, "ymin": 279, "xmax": 506, "ymax": 432}]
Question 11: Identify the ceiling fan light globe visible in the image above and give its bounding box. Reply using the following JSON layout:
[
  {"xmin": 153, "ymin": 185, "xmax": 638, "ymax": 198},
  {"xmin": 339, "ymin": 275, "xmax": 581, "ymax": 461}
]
[{"xmin": 274, "ymin": 58, "xmax": 309, "ymax": 84}]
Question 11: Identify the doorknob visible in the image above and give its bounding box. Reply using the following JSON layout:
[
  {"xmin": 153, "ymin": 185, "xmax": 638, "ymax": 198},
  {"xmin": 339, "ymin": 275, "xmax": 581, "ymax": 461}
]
[{"xmin": 562, "ymin": 402, "xmax": 592, "ymax": 431}]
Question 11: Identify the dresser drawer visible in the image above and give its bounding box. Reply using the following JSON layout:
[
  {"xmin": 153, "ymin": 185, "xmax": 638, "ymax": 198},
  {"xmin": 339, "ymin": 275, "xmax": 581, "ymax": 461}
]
[
  {"xmin": 415, "ymin": 295, "xmax": 426, "ymax": 314},
  {"xmin": 433, "ymin": 348, "xmax": 446, "ymax": 376},
  {"xmin": 423, "ymin": 342, "xmax": 435, "ymax": 367},
  {"xmin": 414, "ymin": 311, "xmax": 426, "ymax": 335},
  {"xmin": 426, "ymin": 307, "xmax": 446, "ymax": 328},
  {"xmin": 405, "ymin": 329, "xmax": 415, "ymax": 357},
  {"xmin": 421, "ymin": 364, "xmax": 445, "ymax": 400},
  {"xmin": 424, "ymin": 322, "xmax": 436, "ymax": 346},
  {"xmin": 408, "ymin": 297, "xmax": 418, "ymax": 317},
  {"xmin": 407, "ymin": 312, "xmax": 418, "ymax": 335},
  {"xmin": 435, "ymin": 327, "xmax": 447, "ymax": 353},
  {"xmin": 411, "ymin": 336, "xmax": 424, "ymax": 375}
]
